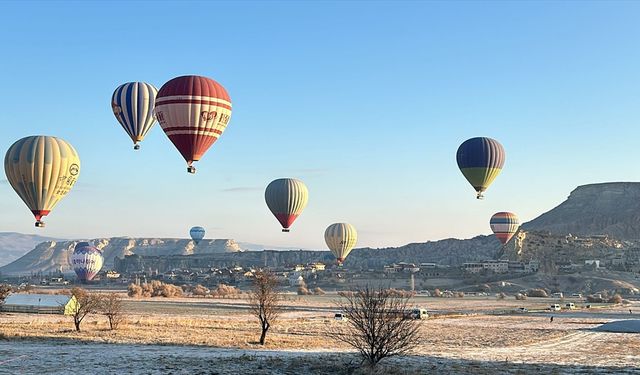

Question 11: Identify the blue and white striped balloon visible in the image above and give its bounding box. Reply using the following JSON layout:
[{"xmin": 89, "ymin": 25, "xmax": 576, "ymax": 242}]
[
  {"xmin": 111, "ymin": 82, "xmax": 158, "ymax": 150},
  {"xmin": 190, "ymin": 226, "xmax": 205, "ymax": 245}
]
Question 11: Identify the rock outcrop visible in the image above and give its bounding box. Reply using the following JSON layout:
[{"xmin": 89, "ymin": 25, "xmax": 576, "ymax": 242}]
[
  {"xmin": 523, "ymin": 182, "xmax": 640, "ymax": 240},
  {"xmin": 0, "ymin": 238, "xmax": 242, "ymax": 275}
]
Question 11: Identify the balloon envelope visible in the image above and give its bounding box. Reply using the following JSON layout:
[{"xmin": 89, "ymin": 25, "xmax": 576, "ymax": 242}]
[
  {"xmin": 71, "ymin": 242, "xmax": 104, "ymax": 282},
  {"xmin": 324, "ymin": 223, "xmax": 358, "ymax": 265},
  {"xmin": 265, "ymin": 178, "xmax": 309, "ymax": 232},
  {"xmin": 111, "ymin": 82, "xmax": 158, "ymax": 149},
  {"xmin": 490, "ymin": 212, "xmax": 520, "ymax": 245},
  {"xmin": 456, "ymin": 137, "xmax": 505, "ymax": 199},
  {"xmin": 154, "ymin": 75, "xmax": 232, "ymax": 173},
  {"xmin": 4, "ymin": 136, "xmax": 80, "ymax": 227},
  {"xmin": 190, "ymin": 226, "xmax": 205, "ymax": 244}
]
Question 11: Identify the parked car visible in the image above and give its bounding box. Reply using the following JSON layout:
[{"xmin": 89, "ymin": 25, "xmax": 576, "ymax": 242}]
[
  {"xmin": 565, "ymin": 303, "xmax": 576, "ymax": 310},
  {"xmin": 550, "ymin": 304, "xmax": 561, "ymax": 311},
  {"xmin": 516, "ymin": 307, "xmax": 528, "ymax": 313}
]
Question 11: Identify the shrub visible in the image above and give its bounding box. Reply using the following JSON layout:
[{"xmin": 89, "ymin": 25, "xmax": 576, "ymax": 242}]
[
  {"xmin": 127, "ymin": 283, "xmax": 142, "ymax": 298},
  {"xmin": 586, "ymin": 295, "xmax": 604, "ymax": 303},
  {"xmin": 159, "ymin": 283, "xmax": 183, "ymax": 297},
  {"xmin": 608, "ymin": 294, "xmax": 623, "ymax": 304},
  {"xmin": 297, "ymin": 286, "xmax": 312, "ymax": 295},
  {"xmin": 433, "ymin": 289, "xmax": 442, "ymax": 297},
  {"xmin": 192, "ymin": 284, "xmax": 209, "ymax": 297},
  {"xmin": 456, "ymin": 292, "xmax": 465, "ymax": 298},
  {"xmin": 386, "ymin": 288, "xmax": 415, "ymax": 298},
  {"xmin": 526, "ymin": 288, "xmax": 548, "ymax": 298},
  {"xmin": 497, "ymin": 292, "xmax": 507, "ymax": 300},
  {"xmin": 210, "ymin": 283, "xmax": 241, "ymax": 298},
  {"xmin": 515, "ymin": 293, "xmax": 527, "ymax": 300},
  {"xmin": 313, "ymin": 287, "xmax": 326, "ymax": 295}
]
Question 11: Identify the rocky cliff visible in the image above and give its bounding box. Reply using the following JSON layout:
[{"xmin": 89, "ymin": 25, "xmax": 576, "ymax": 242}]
[
  {"xmin": 114, "ymin": 235, "xmax": 501, "ymax": 274},
  {"xmin": 0, "ymin": 238, "xmax": 242, "ymax": 275},
  {"xmin": 523, "ymin": 182, "xmax": 640, "ymax": 240}
]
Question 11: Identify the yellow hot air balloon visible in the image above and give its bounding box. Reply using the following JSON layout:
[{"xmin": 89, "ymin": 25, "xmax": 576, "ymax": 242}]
[
  {"xmin": 4, "ymin": 136, "xmax": 80, "ymax": 227},
  {"xmin": 324, "ymin": 223, "xmax": 358, "ymax": 265}
]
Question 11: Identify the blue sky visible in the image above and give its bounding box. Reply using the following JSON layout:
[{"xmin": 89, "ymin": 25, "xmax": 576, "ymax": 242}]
[{"xmin": 1, "ymin": 1, "xmax": 639, "ymax": 249}]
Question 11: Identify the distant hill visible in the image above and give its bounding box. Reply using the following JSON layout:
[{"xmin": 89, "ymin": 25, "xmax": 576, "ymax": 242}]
[
  {"xmin": 523, "ymin": 182, "xmax": 640, "ymax": 240},
  {"xmin": 0, "ymin": 238, "xmax": 243, "ymax": 275},
  {"xmin": 0, "ymin": 232, "xmax": 60, "ymax": 267},
  {"xmin": 5, "ymin": 182, "xmax": 640, "ymax": 276}
]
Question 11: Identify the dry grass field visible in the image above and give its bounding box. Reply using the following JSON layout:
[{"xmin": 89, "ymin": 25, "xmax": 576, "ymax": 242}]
[{"xmin": 1, "ymin": 294, "xmax": 638, "ymax": 374}]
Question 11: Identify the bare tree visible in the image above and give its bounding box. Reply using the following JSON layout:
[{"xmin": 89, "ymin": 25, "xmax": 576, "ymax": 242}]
[
  {"xmin": 329, "ymin": 285, "xmax": 423, "ymax": 367},
  {"xmin": 69, "ymin": 287, "xmax": 101, "ymax": 332},
  {"xmin": 248, "ymin": 271, "xmax": 281, "ymax": 345},
  {"xmin": 99, "ymin": 293, "xmax": 125, "ymax": 330},
  {"xmin": 0, "ymin": 284, "xmax": 12, "ymax": 303}
]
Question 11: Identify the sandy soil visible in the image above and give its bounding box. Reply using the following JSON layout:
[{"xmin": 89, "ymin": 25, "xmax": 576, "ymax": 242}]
[{"xmin": 0, "ymin": 295, "xmax": 638, "ymax": 374}]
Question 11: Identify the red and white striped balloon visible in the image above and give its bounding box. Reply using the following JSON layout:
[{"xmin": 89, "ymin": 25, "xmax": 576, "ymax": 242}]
[{"xmin": 155, "ymin": 75, "xmax": 232, "ymax": 173}]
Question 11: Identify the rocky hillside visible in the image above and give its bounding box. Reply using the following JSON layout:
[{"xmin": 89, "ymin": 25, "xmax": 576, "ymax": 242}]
[
  {"xmin": 115, "ymin": 235, "xmax": 502, "ymax": 274},
  {"xmin": 523, "ymin": 182, "xmax": 640, "ymax": 240},
  {"xmin": 0, "ymin": 232, "xmax": 59, "ymax": 267},
  {"xmin": 4, "ymin": 182, "xmax": 640, "ymax": 276},
  {"xmin": 0, "ymin": 238, "xmax": 242, "ymax": 275}
]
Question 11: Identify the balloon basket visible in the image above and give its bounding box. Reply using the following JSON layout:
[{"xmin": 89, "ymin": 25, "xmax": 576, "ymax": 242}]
[
  {"xmin": 187, "ymin": 166, "xmax": 196, "ymax": 174},
  {"xmin": 35, "ymin": 221, "xmax": 45, "ymax": 228},
  {"xmin": 134, "ymin": 144, "xmax": 141, "ymax": 150},
  {"xmin": 282, "ymin": 229, "xmax": 290, "ymax": 232}
]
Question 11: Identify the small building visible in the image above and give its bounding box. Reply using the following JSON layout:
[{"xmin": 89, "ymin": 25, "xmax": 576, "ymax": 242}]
[
  {"xmin": 308, "ymin": 263, "xmax": 326, "ymax": 272},
  {"xmin": 585, "ymin": 260, "xmax": 600, "ymax": 269},
  {"xmin": 463, "ymin": 262, "xmax": 484, "ymax": 274},
  {"xmin": 106, "ymin": 270, "xmax": 121, "ymax": 279},
  {"xmin": 1, "ymin": 294, "xmax": 78, "ymax": 315}
]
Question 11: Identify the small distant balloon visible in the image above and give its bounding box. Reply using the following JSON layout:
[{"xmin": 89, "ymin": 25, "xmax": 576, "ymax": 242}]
[
  {"xmin": 155, "ymin": 75, "xmax": 232, "ymax": 174},
  {"xmin": 456, "ymin": 137, "xmax": 505, "ymax": 199},
  {"xmin": 490, "ymin": 212, "xmax": 520, "ymax": 245},
  {"xmin": 324, "ymin": 223, "xmax": 358, "ymax": 265},
  {"xmin": 71, "ymin": 242, "xmax": 104, "ymax": 282},
  {"xmin": 265, "ymin": 178, "xmax": 309, "ymax": 232},
  {"xmin": 111, "ymin": 82, "xmax": 158, "ymax": 150},
  {"xmin": 190, "ymin": 226, "xmax": 205, "ymax": 245},
  {"xmin": 4, "ymin": 136, "xmax": 81, "ymax": 227}
]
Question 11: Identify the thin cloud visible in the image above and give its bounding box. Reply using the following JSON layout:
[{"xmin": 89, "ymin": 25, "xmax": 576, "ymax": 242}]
[
  {"xmin": 292, "ymin": 168, "xmax": 329, "ymax": 174},
  {"xmin": 220, "ymin": 187, "xmax": 262, "ymax": 193}
]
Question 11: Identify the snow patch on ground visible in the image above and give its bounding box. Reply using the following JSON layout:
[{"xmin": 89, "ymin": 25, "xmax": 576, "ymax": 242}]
[{"xmin": 594, "ymin": 319, "xmax": 640, "ymax": 333}]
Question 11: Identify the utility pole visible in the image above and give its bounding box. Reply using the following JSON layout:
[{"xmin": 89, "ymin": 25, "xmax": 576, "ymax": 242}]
[{"xmin": 410, "ymin": 273, "xmax": 415, "ymax": 291}]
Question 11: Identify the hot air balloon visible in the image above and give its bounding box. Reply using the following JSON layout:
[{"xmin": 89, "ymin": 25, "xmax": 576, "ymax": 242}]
[
  {"xmin": 111, "ymin": 82, "xmax": 158, "ymax": 150},
  {"xmin": 265, "ymin": 178, "xmax": 308, "ymax": 232},
  {"xmin": 71, "ymin": 242, "xmax": 104, "ymax": 282},
  {"xmin": 490, "ymin": 212, "xmax": 520, "ymax": 245},
  {"xmin": 324, "ymin": 223, "xmax": 358, "ymax": 265},
  {"xmin": 456, "ymin": 137, "xmax": 505, "ymax": 199},
  {"xmin": 154, "ymin": 75, "xmax": 232, "ymax": 173},
  {"xmin": 190, "ymin": 226, "xmax": 205, "ymax": 245},
  {"xmin": 4, "ymin": 136, "xmax": 80, "ymax": 227}
]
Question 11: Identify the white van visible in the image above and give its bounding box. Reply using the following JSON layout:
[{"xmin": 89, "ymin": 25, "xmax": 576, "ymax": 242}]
[
  {"xmin": 411, "ymin": 308, "xmax": 429, "ymax": 320},
  {"xmin": 565, "ymin": 303, "xmax": 575, "ymax": 310},
  {"xmin": 334, "ymin": 313, "xmax": 348, "ymax": 321},
  {"xmin": 550, "ymin": 304, "xmax": 561, "ymax": 311}
]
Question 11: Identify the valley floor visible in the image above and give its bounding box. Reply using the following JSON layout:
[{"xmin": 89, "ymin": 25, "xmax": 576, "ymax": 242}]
[{"xmin": 0, "ymin": 295, "xmax": 639, "ymax": 374}]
